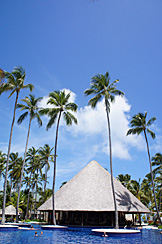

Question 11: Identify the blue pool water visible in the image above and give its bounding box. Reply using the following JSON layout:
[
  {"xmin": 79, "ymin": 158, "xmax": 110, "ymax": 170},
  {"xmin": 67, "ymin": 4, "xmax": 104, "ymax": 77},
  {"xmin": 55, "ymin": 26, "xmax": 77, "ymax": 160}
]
[{"xmin": 0, "ymin": 225, "xmax": 162, "ymax": 244}]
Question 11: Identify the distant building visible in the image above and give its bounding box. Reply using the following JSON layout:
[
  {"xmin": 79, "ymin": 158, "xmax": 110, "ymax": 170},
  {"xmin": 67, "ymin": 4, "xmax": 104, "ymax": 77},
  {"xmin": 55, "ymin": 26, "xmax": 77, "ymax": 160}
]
[
  {"xmin": 38, "ymin": 160, "xmax": 150, "ymax": 226},
  {"xmin": 0, "ymin": 205, "xmax": 21, "ymax": 222}
]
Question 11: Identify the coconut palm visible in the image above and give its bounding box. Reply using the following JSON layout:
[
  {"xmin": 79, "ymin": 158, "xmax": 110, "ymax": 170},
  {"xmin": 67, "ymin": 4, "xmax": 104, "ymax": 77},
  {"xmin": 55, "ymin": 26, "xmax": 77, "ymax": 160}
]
[
  {"xmin": 39, "ymin": 90, "xmax": 78, "ymax": 225},
  {"xmin": 116, "ymin": 174, "xmax": 131, "ymax": 189},
  {"xmin": 126, "ymin": 112, "xmax": 162, "ymax": 224},
  {"xmin": 141, "ymin": 173, "xmax": 153, "ymax": 209},
  {"xmin": 25, "ymin": 147, "xmax": 40, "ymax": 220},
  {"xmin": 39, "ymin": 144, "xmax": 54, "ymax": 192},
  {"xmin": 39, "ymin": 188, "xmax": 52, "ymax": 205},
  {"xmin": 15, "ymin": 94, "xmax": 42, "ymax": 222},
  {"xmin": 0, "ymin": 66, "xmax": 34, "ymax": 225},
  {"xmin": 84, "ymin": 71, "xmax": 124, "ymax": 229}
]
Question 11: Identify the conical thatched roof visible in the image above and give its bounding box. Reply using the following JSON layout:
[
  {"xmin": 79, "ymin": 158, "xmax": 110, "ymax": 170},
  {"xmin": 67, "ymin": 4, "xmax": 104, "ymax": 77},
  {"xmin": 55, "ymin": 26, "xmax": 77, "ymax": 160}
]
[
  {"xmin": 38, "ymin": 160, "xmax": 150, "ymax": 213},
  {"xmin": 0, "ymin": 205, "xmax": 16, "ymax": 215}
]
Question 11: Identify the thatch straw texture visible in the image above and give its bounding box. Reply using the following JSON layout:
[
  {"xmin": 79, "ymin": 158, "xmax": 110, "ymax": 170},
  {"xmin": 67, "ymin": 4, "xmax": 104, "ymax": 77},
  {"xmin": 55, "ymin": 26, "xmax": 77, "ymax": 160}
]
[
  {"xmin": 0, "ymin": 205, "xmax": 16, "ymax": 215},
  {"xmin": 38, "ymin": 160, "xmax": 150, "ymax": 213}
]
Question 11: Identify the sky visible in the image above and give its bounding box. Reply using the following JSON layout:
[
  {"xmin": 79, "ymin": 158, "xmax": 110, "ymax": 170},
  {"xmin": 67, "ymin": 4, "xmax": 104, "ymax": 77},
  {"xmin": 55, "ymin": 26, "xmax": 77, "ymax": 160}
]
[{"xmin": 0, "ymin": 0, "xmax": 162, "ymax": 191}]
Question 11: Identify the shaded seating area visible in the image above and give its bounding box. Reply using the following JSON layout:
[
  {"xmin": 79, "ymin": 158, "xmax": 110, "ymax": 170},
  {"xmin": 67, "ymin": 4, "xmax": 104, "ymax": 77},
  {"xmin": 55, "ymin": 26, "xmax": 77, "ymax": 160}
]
[{"xmin": 38, "ymin": 161, "xmax": 150, "ymax": 227}]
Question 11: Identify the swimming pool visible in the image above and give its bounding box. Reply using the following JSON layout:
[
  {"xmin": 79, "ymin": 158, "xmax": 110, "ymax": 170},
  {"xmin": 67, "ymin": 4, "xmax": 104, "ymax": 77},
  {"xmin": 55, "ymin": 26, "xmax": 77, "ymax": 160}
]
[{"xmin": 0, "ymin": 225, "xmax": 161, "ymax": 244}]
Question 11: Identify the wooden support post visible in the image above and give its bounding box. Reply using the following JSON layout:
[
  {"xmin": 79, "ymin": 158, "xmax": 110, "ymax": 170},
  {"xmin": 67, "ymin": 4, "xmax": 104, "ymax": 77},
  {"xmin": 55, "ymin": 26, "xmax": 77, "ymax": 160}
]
[
  {"xmin": 81, "ymin": 212, "xmax": 84, "ymax": 226},
  {"xmin": 139, "ymin": 213, "xmax": 141, "ymax": 226},
  {"xmin": 132, "ymin": 213, "xmax": 135, "ymax": 225}
]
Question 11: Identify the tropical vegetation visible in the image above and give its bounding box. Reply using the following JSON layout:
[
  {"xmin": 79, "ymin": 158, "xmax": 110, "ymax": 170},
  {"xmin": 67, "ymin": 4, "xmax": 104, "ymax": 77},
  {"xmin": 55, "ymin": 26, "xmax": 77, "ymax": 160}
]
[{"xmin": 0, "ymin": 67, "xmax": 162, "ymax": 227}]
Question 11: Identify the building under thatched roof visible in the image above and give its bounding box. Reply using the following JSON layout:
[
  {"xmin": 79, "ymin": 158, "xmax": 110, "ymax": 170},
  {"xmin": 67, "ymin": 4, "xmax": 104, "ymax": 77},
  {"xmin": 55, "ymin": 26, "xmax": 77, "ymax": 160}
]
[
  {"xmin": 38, "ymin": 160, "xmax": 150, "ymax": 226},
  {"xmin": 0, "ymin": 205, "xmax": 16, "ymax": 216}
]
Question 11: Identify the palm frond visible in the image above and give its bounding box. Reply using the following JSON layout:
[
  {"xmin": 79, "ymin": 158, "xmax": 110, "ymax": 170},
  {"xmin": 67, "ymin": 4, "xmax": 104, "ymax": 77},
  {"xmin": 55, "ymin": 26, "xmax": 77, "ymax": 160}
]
[
  {"xmin": 84, "ymin": 88, "xmax": 96, "ymax": 96},
  {"xmin": 147, "ymin": 117, "xmax": 156, "ymax": 126},
  {"xmin": 126, "ymin": 127, "xmax": 143, "ymax": 136},
  {"xmin": 46, "ymin": 116, "xmax": 57, "ymax": 130},
  {"xmin": 39, "ymin": 108, "xmax": 50, "ymax": 116},
  {"xmin": 88, "ymin": 93, "xmax": 102, "ymax": 108},
  {"xmin": 22, "ymin": 83, "xmax": 34, "ymax": 92},
  {"xmin": 35, "ymin": 114, "xmax": 42, "ymax": 127},
  {"xmin": 17, "ymin": 112, "xmax": 28, "ymax": 124},
  {"xmin": 65, "ymin": 102, "xmax": 78, "ymax": 112},
  {"xmin": 8, "ymin": 89, "xmax": 17, "ymax": 98},
  {"xmin": 63, "ymin": 111, "xmax": 78, "ymax": 125},
  {"xmin": 17, "ymin": 103, "xmax": 29, "ymax": 111},
  {"xmin": 147, "ymin": 128, "xmax": 155, "ymax": 139}
]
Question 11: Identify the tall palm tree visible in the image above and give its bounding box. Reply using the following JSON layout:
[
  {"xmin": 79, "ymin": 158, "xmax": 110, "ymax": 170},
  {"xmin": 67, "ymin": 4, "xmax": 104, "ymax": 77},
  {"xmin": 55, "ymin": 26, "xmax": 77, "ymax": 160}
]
[
  {"xmin": 39, "ymin": 90, "xmax": 78, "ymax": 225},
  {"xmin": 25, "ymin": 147, "xmax": 40, "ymax": 220},
  {"xmin": 39, "ymin": 144, "xmax": 53, "ymax": 192},
  {"xmin": 0, "ymin": 66, "xmax": 34, "ymax": 225},
  {"xmin": 16, "ymin": 94, "xmax": 42, "ymax": 222},
  {"xmin": 127, "ymin": 112, "xmax": 162, "ymax": 224},
  {"xmin": 84, "ymin": 71, "xmax": 124, "ymax": 229}
]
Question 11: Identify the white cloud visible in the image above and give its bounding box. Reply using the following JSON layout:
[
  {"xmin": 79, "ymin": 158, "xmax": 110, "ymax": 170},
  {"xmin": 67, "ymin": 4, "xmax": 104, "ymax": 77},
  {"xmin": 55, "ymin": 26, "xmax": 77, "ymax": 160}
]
[
  {"xmin": 37, "ymin": 89, "xmax": 146, "ymax": 160},
  {"xmin": 67, "ymin": 95, "xmax": 145, "ymax": 160}
]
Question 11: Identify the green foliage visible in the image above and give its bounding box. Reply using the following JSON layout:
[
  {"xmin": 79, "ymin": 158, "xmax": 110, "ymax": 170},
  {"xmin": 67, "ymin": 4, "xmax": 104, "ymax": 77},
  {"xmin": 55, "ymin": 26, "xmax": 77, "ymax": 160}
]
[{"xmin": 84, "ymin": 71, "xmax": 124, "ymax": 111}]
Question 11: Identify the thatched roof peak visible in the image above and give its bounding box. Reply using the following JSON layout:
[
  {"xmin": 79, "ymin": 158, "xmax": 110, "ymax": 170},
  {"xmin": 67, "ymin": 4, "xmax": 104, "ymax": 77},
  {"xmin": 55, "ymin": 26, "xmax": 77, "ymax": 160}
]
[{"xmin": 38, "ymin": 160, "xmax": 150, "ymax": 213}]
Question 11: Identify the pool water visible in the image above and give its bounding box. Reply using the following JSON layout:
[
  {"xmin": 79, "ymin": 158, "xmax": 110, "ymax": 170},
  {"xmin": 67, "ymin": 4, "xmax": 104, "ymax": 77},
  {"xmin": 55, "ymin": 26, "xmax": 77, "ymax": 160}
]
[{"xmin": 0, "ymin": 225, "xmax": 162, "ymax": 244}]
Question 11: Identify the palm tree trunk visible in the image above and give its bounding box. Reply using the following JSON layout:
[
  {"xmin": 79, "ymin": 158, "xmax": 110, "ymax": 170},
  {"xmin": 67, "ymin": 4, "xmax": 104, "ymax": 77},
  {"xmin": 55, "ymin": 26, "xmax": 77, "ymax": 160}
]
[
  {"xmin": 9, "ymin": 178, "xmax": 12, "ymax": 201},
  {"xmin": 25, "ymin": 170, "xmax": 33, "ymax": 220},
  {"xmin": 35, "ymin": 176, "xmax": 38, "ymax": 219},
  {"xmin": 16, "ymin": 115, "xmax": 32, "ymax": 222},
  {"xmin": 1, "ymin": 91, "xmax": 19, "ymax": 225},
  {"xmin": 144, "ymin": 130, "xmax": 162, "ymax": 225},
  {"xmin": 52, "ymin": 111, "xmax": 62, "ymax": 225},
  {"xmin": 159, "ymin": 189, "xmax": 161, "ymax": 212},
  {"xmin": 105, "ymin": 98, "xmax": 119, "ymax": 229},
  {"xmin": 44, "ymin": 159, "xmax": 48, "ymax": 192}
]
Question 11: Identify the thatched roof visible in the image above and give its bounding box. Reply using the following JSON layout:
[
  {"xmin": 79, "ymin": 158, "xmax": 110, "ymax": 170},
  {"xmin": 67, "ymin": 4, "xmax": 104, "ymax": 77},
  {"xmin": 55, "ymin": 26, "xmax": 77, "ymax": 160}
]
[
  {"xmin": 38, "ymin": 160, "xmax": 150, "ymax": 213},
  {"xmin": 0, "ymin": 205, "xmax": 16, "ymax": 215}
]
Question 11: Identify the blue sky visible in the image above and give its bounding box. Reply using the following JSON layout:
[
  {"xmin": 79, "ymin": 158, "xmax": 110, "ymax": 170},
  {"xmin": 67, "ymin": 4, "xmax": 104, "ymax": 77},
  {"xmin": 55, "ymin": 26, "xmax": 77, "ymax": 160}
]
[{"xmin": 1, "ymin": 0, "xmax": 162, "ymax": 191}]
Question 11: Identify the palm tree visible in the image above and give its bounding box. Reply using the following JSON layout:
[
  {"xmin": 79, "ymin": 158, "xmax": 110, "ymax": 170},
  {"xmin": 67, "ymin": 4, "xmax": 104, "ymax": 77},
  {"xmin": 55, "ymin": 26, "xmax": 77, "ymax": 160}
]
[
  {"xmin": 16, "ymin": 94, "xmax": 42, "ymax": 222},
  {"xmin": 84, "ymin": 71, "xmax": 124, "ymax": 229},
  {"xmin": 0, "ymin": 66, "xmax": 34, "ymax": 225},
  {"xmin": 127, "ymin": 112, "xmax": 162, "ymax": 224},
  {"xmin": 152, "ymin": 153, "xmax": 162, "ymax": 212},
  {"xmin": 116, "ymin": 174, "xmax": 131, "ymax": 190},
  {"xmin": 39, "ymin": 144, "xmax": 53, "ymax": 192},
  {"xmin": 39, "ymin": 90, "xmax": 78, "ymax": 225},
  {"xmin": 141, "ymin": 173, "xmax": 153, "ymax": 209},
  {"xmin": 25, "ymin": 147, "xmax": 40, "ymax": 220},
  {"xmin": 8, "ymin": 152, "xmax": 21, "ymax": 200}
]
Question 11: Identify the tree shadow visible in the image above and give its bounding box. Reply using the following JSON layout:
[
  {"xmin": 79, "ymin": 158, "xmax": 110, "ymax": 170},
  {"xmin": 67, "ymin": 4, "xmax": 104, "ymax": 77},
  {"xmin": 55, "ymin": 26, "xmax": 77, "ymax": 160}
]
[{"xmin": 116, "ymin": 190, "xmax": 142, "ymax": 211}]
